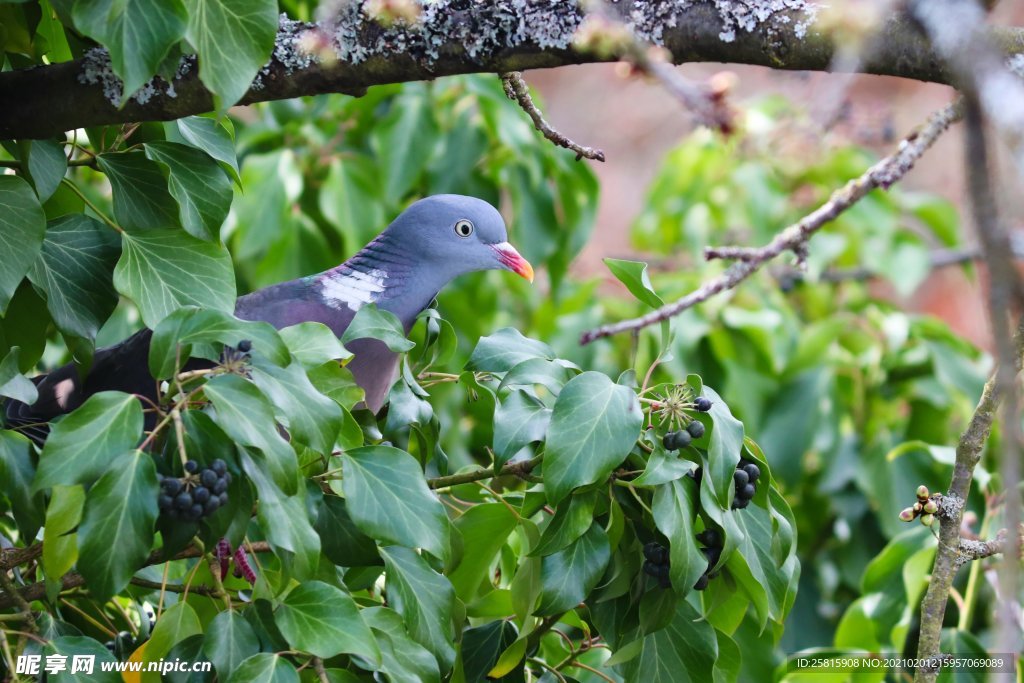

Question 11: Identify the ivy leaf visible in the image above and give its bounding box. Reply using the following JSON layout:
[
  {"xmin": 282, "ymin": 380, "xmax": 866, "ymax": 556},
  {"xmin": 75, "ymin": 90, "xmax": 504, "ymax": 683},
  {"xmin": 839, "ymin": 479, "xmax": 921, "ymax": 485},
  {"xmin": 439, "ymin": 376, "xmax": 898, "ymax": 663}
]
[
  {"xmin": 205, "ymin": 375, "xmax": 297, "ymax": 494},
  {"xmin": 42, "ymin": 485, "xmax": 84, "ymax": 585},
  {"xmin": 35, "ymin": 391, "xmax": 143, "ymax": 490},
  {"xmin": 652, "ymin": 478, "xmax": 707, "ymax": 595},
  {"xmin": 461, "ymin": 621, "xmax": 519, "ymax": 683},
  {"xmin": 0, "ymin": 175, "xmax": 45, "ymax": 314},
  {"xmin": 72, "ymin": 0, "xmax": 186, "ymax": 99},
  {"xmin": 174, "ymin": 116, "xmax": 241, "ymax": 185},
  {"xmin": 0, "ymin": 347, "xmax": 37, "ymax": 404},
  {"xmin": 319, "ymin": 157, "xmax": 385, "ymax": 247},
  {"xmin": 45, "ymin": 636, "xmax": 120, "ymax": 683},
  {"xmin": 240, "ymin": 450, "xmax": 320, "ymax": 578},
  {"xmin": 251, "ymin": 361, "xmax": 343, "ymax": 454},
  {"xmin": 76, "ymin": 450, "xmax": 158, "ymax": 602},
  {"xmin": 203, "ymin": 611, "xmax": 260, "ymax": 680},
  {"xmin": 183, "ymin": 0, "xmax": 279, "ymax": 108},
  {"xmin": 536, "ymin": 522, "xmax": 611, "ymax": 616},
  {"xmin": 341, "ymin": 304, "xmax": 415, "ymax": 353},
  {"xmin": 466, "ymin": 328, "xmax": 554, "ymax": 373},
  {"xmin": 362, "ymin": 607, "xmax": 441, "ymax": 683},
  {"xmin": 341, "ymin": 445, "xmax": 450, "ymax": 563},
  {"xmin": 618, "ymin": 601, "xmax": 717, "ymax": 682},
  {"xmin": 0, "ymin": 430, "xmax": 45, "ymax": 540},
  {"xmin": 148, "ymin": 307, "xmax": 289, "ymax": 379},
  {"xmin": 447, "ymin": 503, "xmax": 518, "ymax": 602},
  {"xmin": 114, "ymin": 229, "xmax": 236, "ymax": 328},
  {"xmin": 528, "ymin": 490, "xmax": 598, "ymax": 558},
  {"xmin": 279, "ymin": 322, "xmax": 352, "ymax": 368},
  {"xmin": 308, "ymin": 362, "xmax": 365, "ymax": 410},
  {"xmin": 28, "ymin": 214, "xmax": 120, "ymax": 356},
  {"xmin": 380, "ymin": 546, "xmax": 457, "ymax": 671},
  {"xmin": 543, "ymin": 371, "xmax": 643, "ymax": 504},
  {"xmin": 274, "ymin": 581, "xmax": 380, "ymax": 663},
  {"xmin": 493, "ymin": 390, "xmax": 550, "ymax": 467},
  {"xmin": 97, "ymin": 152, "xmax": 180, "ymax": 231},
  {"xmin": 315, "ymin": 495, "xmax": 380, "ymax": 567},
  {"xmin": 145, "ymin": 602, "xmax": 202, "ymax": 665},
  {"xmin": 703, "ymin": 385, "xmax": 745, "ymax": 504},
  {"xmin": 144, "ymin": 141, "xmax": 233, "ymax": 241},
  {"xmin": 226, "ymin": 653, "xmax": 299, "ymax": 683},
  {"xmin": 23, "ymin": 139, "xmax": 67, "ymax": 201},
  {"xmin": 603, "ymin": 258, "xmax": 664, "ymax": 309}
]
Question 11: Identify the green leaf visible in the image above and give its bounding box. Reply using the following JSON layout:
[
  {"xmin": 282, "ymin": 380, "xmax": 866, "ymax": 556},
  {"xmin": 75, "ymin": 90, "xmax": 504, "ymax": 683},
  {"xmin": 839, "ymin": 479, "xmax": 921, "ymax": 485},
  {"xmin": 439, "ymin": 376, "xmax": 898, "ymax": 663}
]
[
  {"xmin": 447, "ymin": 503, "xmax": 518, "ymax": 602},
  {"xmin": 72, "ymin": 0, "xmax": 186, "ymax": 98},
  {"xmin": 466, "ymin": 328, "xmax": 554, "ymax": 373},
  {"xmin": 28, "ymin": 214, "xmax": 120, "ymax": 354},
  {"xmin": 652, "ymin": 478, "xmax": 707, "ymax": 594},
  {"xmin": 319, "ymin": 157, "xmax": 385, "ymax": 247},
  {"xmin": 460, "ymin": 620, "xmax": 518, "ymax": 683},
  {"xmin": 203, "ymin": 611, "xmax": 260, "ymax": 680},
  {"xmin": 0, "ymin": 347, "xmax": 37, "ymax": 404},
  {"xmin": 76, "ymin": 450, "xmax": 158, "ymax": 601},
  {"xmin": 704, "ymin": 385, "xmax": 745, "ymax": 504},
  {"xmin": 143, "ymin": 602, "xmax": 202, "ymax": 665},
  {"xmin": 42, "ymin": 484, "xmax": 84, "ymax": 584},
  {"xmin": 240, "ymin": 450, "xmax": 320, "ymax": 577},
  {"xmin": 492, "ymin": 390, "xmax": 550, "ymax": 467},
  {"xmin": 341, "ymin": 304, "xmax": 415, "ymax": 353},
  {"xmin": 604, "ymin": 258, "xmax": 664, "ymax": 308},
  {"xmin": 279, "ymin": 322, "xmax": 352, "ymax": 368},
  {"xmin": 226, "ymin": 653, "xmax": 299, "ymax": 683},
  {"xmin": 0, "ymin": 175, "xmax": 45, "ymax": 314},
  {"xmin": 144, "ymin": 141, "xmax": 233, "ymax": 241},
  {"xmin": 341, "ymin": 445, "xmax": 450, "ymax": 562},
  {"xmin": 23, "ymin": 139, "xmax": 68, "ymax": 201},
  {"xmin": 204, "ymin": 374, "xmax": 298, "ymax": 494},
  {"xmin": 251, "ymin": 362, "xmax": 342, "ymax": 454},
  {"xmin": 363, "ymin": 607, "xmax": 441, "ymax": 683},
  {"xmin": 35, "ymin": 391, "xmax": 143, "ymax": 489},
  {"xmin": 183, "ymin": 0, "xmax": 279, "ymax": 107},
  {"xmin": 0, "ymin": 430, "xmax": 45, "ymax": 539},
  {"xmin": 45, "ymin": 636, "xmax": 121, "ymax": 682},
  {"xmin": 274, "ymin": 580, "xmax": 380, "ymax": 662},
  {"xmin": 175, "ymin": 116, "xmax": 241, "ymax": 185},
  {"xmin": 307, "ymin": 361, "xmax": 365, "ymax": 410},
  {"xmin": 372, "ymin": 85, "xmax": 439, "ymax": 203},
  {"xmin": 148, "ymin": 306, "xmax": 289, "ymax": 378},
  {"xmin": 380, "ymin": 545, "xmax": 457, "ymax": 670},
  {"xmin": 529, "ymin": 490, "xmax": 597, "ymax": 558},
  {"xmin": 97, "ymin": 152, "xmax": 181, "ymax": 231},
  {"xmin": 619, "ymin": 600, "xmax": 718, "ymax": 682},
  {"xmin": 314, "ymin": 495, "xmax": 380, "ymax": 567},
  {"xmin": 543, "ymin": 371, "xmax": 643, "ymax": 504},
  {"xmin": 114, "ymin": 229, "xmax": 236, "ymax": 327},
  {"xmin": 536, "ymin": 522, "xmax": 611, "ymax": 616}
]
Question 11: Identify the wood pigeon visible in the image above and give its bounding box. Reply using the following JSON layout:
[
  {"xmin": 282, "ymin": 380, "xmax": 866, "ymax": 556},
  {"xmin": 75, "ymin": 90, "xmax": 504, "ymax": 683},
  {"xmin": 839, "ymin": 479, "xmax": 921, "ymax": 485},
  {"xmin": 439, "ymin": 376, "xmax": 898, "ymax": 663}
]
[{"xmin": 4, "ymin": 194, "xmax": 533, "ymax": 443}]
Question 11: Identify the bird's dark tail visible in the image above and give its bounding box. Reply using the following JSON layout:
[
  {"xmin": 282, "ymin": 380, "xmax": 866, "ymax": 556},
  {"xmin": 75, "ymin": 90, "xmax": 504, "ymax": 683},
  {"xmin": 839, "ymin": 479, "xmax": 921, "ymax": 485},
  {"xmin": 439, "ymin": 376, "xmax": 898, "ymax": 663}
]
[{"xmin": 2, "ymin": 378, "xmax": 52, "ymax": 446}]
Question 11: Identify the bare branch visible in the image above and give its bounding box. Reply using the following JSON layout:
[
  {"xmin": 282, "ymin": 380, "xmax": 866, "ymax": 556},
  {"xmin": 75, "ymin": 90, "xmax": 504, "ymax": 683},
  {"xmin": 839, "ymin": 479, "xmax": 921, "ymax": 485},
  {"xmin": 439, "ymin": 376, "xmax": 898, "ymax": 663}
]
[
  {"xmin": 956, "ymin": 527, "xmax": 1022, "ymax": 568},
  {"xmin": 580, "ymin": 101, "xmax": 962, "ymax": 345},
  {"xmin": 500, "ymin": 72, "xmax": 605, "ymax": 162}
]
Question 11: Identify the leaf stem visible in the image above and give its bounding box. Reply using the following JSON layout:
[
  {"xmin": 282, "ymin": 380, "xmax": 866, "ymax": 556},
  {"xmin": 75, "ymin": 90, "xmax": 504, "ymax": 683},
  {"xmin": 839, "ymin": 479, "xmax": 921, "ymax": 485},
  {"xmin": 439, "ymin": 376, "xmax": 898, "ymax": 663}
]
[{"xmin": 59, "ymin": 178, "xmax": 123, "ymax": 234}]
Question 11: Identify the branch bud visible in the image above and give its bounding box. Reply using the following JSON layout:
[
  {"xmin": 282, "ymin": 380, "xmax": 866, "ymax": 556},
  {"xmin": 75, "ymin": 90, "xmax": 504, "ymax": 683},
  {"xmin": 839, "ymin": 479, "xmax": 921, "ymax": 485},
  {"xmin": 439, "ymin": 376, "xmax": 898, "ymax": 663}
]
[
  {"xmin": 899, "ymin": 507, "xmax": 917, "ymax": 522},
  {"xmin": 916, "ymin": 485, "xmax": 930, "ymax": 500}
]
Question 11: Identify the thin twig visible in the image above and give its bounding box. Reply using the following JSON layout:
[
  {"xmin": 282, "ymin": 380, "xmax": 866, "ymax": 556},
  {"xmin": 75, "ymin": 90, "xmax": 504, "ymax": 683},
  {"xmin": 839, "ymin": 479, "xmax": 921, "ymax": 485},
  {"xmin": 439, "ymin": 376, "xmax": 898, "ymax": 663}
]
[
  {"xmin": 501, "ymin": 72, "xmax": 605, "ymax": 162},
  {"xmin": 427, "ymin": 454, "xmax": 543, "ymax": 490},
  {"xmin": 0, "ymin": 571, "xmax": 36, "ymax": 632},
  {"xmin": 580, "ymin": 101, "xmax": 962, "ymax": 344}
]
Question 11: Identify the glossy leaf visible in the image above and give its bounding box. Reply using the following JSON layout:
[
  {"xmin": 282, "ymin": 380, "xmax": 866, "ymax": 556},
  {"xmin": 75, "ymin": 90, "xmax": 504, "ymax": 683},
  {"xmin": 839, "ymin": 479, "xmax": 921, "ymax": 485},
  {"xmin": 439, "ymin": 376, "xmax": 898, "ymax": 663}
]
[
  {"xmin": 251, "ymin": 361, "xmax": 343, "ymax": 454},
  {"xmin": 652, "ymin": 478, "xmax": 707, "ymax": 594},
  {"xmin": 203, "ymin": 611, "xmax": 260, "ymax": 680},
  {"xmin": 279, "ymin": 322, "xmax": 352, "ymax": 368},
  {"xmin": 341, "ymin": 304, "xmax": 415, "ymax": 353},
  {"xmin": 225, "ymin": 654, "xmax": 299, "ymax": 683},
  {"xmin": 0, "ymin": 429, "xmax": 45, "ymax": 539},
  {"xmin": 274, "ymin": 581, "xmax": 380, "ymax": 662},
  {"xmin": 380, "ymin": 546, "xmax": 457, "ymax": 670},
  {"xmin": 492, "ymin": 389, "xmax": 550, "ymax": 466},
  {"xmin": 466, "ymin": 327, "xmax": 554, "ymax": 373},
  {"xmin": 97, "ymin": 152, "xmax": 180, "ymax": 231},
  {"xmin": 0, "ymin": 175, "xmax": 45, "ymax": 313},
  {"xmin": 144, "ymin": 141, "xmax": 233, "ymax": 241},
  {"xmin": 536, "ymin": 522, "xmax": 610, "ymax": 616}
]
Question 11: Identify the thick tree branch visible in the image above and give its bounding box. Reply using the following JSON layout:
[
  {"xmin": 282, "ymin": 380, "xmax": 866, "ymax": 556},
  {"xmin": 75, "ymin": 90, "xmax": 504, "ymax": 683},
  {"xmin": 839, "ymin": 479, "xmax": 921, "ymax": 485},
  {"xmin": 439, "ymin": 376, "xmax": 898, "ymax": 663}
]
[
  {"xmin": 580, "ymin": 101, "xmax": 962, "ymax": 344},
  {"xmin": 2, "ymin": 1, "xmax": 1023, "ymax": 140}
]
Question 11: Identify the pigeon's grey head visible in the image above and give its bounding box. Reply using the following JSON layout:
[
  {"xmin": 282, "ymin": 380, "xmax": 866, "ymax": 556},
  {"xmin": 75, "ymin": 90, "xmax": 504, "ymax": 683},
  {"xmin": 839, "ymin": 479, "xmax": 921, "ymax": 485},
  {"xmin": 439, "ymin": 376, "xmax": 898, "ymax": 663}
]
[{"xmin": 385, "ymin": 194, "xmax": 534, "ymax": 283}]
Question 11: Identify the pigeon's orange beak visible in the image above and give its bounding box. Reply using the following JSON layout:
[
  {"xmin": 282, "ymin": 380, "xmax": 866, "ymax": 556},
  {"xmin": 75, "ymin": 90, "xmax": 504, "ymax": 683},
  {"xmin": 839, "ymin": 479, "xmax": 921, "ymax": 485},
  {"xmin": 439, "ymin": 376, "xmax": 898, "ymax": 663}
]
[{"xmin": 491, "ymin": 242, "xmax": 534, "ymax": 283}]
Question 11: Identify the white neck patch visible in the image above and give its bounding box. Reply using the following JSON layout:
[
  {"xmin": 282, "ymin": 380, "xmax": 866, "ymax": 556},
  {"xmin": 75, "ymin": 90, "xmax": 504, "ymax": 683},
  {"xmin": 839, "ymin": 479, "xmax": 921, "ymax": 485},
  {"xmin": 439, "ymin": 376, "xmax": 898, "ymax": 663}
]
[{"xmin": 320, "ymin": 268, "xmax": 387, "ymax": 312}]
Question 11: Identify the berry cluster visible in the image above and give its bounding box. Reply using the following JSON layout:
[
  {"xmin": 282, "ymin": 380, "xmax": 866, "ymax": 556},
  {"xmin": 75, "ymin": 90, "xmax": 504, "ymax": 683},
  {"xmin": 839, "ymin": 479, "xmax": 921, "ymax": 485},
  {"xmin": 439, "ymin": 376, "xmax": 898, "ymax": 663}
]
[
  {"xmin": 899, "ymin": 485, "xmax": 938, "ymax": 526},
  {"xmin": 663, "ymin": 419, "xmax": 705, "ymax": 451},
  {"xmin": 693, "ymin": 528, "xmax": 723, "ymax": 591},
  {"xmin": 642, "ymin": 542, "xmax": 672, "ymax": 589},
  {"xmin": 157, "ymin": 459, "xmax": 231, "ymax": 522},
  {"xmin": 731, "ymin": 460, "xmax": 760, "ymax": 509}
]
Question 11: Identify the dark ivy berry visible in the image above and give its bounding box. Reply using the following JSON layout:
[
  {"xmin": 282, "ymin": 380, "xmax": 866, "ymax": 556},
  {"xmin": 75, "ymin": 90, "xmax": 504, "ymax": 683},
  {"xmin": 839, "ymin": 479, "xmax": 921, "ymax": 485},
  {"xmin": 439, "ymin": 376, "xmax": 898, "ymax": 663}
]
[
  {"xmin": 204, "ymin": 497, "xmax": 221, "ymax": 515},
  {"xmin": 742, "ymin": 463, "xmax": 761, "ymax": 482},
  {"xmin": 733, "ymin": 469, "xmax": 749, "ymax": 487},
  {"xmin": 213, "ymin": 479, "xmax": 228, "ymax": 495},
  {"xmin": 188, "ymin": 504, "xmax": 203, "ymax": 520},
  {"xmin": 237, "ymin": 339, "xmax": 252, "ymax": 353},
  {"xmin": 697, "ymin": 529, "xmax": 721, "ymax": 548},
  {"xmin": 739, "ymin": 483, "xmax": 756, "ymax": 500},
  {"xmin": 693, "ymin": 574, "xmax": 710, "ymax": 591},
  {"xmin": 161, "ymin": 478, "xmax": 182, "ymax": 496},
  {"xmin": 173, "ymin": 492, "xmax": 192, "ymax": 510},
  {"xmin": 703, "ymin": 545, "xmax": 722, "ymax": 566},
  {"xmin": 686, "ymin": 421, "xmax": 705, "ymax": 439},
  {"xmin": 658, "ymin": 575, "xmax": 672, "ymax": 589},
  {"xmin": 643, "ymin": 560, "xmax": 658, "ymax": 577},
  {"xmin": 732, "ymin": 497, "xmax": 750, "ymax": 510},
  {"xmin": 158, "ymin": 494, "xmax": 173, "ymax": 510},
  {"xmin": 194, "ymin": 487, "xmax": 210, "ymax": 504},
  {"xmin": 218, "ymin": 492, "xmax": 229, "ymax": 506},
  {"xmin": 685, "ymin": 466, "xmax": 703, "ymax": 486},
  {"xmin": 201, "ymin": 469, "xmax": 218, "ymax": 488},
  {"xmin": 694, "ymin": 397, "xmax": 713, "ymax": 412},
  {"xmin": 212, "ymin": 459, "xmax": 227, "ymax": 476},
  {"xmin": 184, "ymin": 460, "xmax": 198, "ymax": 474},
  {"xmin": 643, "ymin": 542, "xmax": 661, "ymax": 563}
]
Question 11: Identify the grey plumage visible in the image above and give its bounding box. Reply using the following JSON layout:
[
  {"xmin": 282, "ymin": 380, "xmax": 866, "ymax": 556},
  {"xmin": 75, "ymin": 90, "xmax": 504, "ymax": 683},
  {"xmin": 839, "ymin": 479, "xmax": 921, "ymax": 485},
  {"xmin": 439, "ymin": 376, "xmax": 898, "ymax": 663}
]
[{"xmin": 4, "ymin": 194, "xmax": 533, "ymax": 442}]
